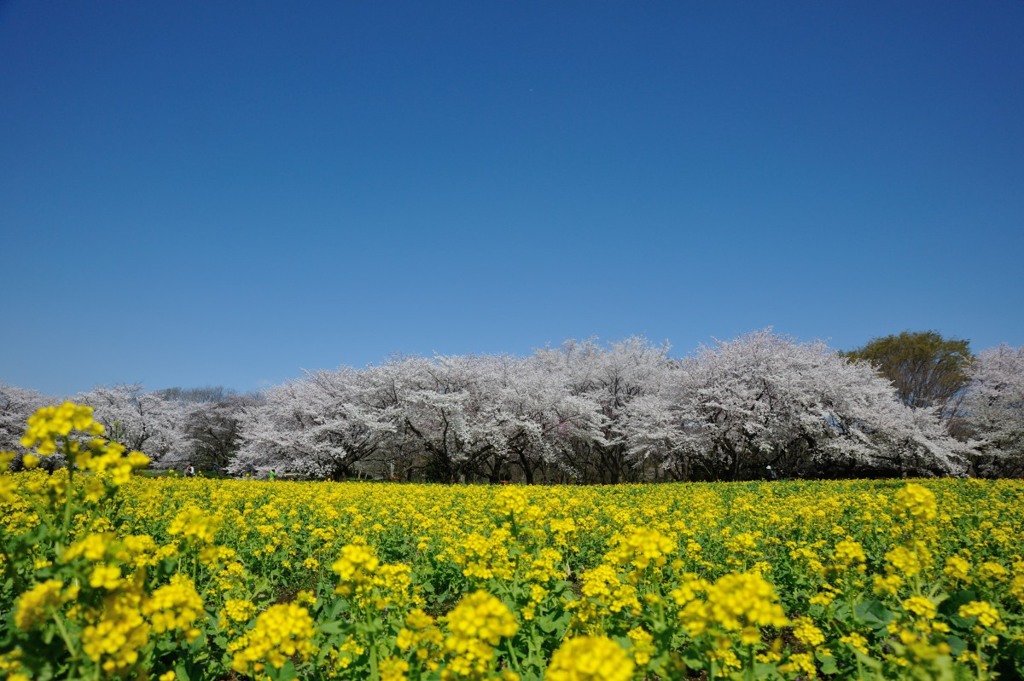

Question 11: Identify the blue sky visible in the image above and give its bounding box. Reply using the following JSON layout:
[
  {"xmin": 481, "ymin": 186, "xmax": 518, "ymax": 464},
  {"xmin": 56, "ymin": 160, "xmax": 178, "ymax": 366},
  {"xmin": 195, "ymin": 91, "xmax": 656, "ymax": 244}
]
[{"xmin": 2, "ymin": 1, "xmax": 1022, "ymax": 396}]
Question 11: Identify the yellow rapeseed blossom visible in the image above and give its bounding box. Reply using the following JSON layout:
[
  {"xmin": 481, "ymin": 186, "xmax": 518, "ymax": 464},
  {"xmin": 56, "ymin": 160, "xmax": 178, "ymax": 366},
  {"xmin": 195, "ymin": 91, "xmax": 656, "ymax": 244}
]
[
  {"xmin": 978, "ymin": 561, "xmax": 1008, "ymax": 582},
  {"xmin": 958, "ymin": 601, "xmax": 1005, "ymax": 631},
  {"xmin": 884, "ymin": 544, "xmax": 927, "ymax": 578},
  {"xmin": 525, "ymin": 547, "xmax": 563, "ymax": 583},
  {"xmin": 14, "ymin": 580, "xmax": 69, "ymax": 630},
  {"xmin": 332, "ymin": 540, "xmax": 380, "ymax": 600},
  {"xmin": 230, "ymin": 602, "xmax": 317, "ymax": 674},
  {"xmin": 144, "ymin": 575, "xmax": 204, "ymax": 638},
  {"xmin": 81, "ymin": 588, "xmax": 151, "ymax": 674},
  {"xmin": 442, "ymin": 591, "xmax": 518, "ymax": 678},
  {"xmin": 380, "ymin": 656, "xmax": 411, "ymax": 681},
  {"xmin": 219, "ymin": 598, "xmax": 257, "ymax": 631},
  {"xmin": 780, "ymin": 651, "xmax": 817, "ymax": 678},
  {"xmin": 792, "ymin": 617, "xmax": 826, "ymax": 647},
  {"xmin": 493, "ymin": 487, "xmax": 528, "ymax": 518},
  {"xmin": 397, "ymin": 608, "xmax": 444, "ymax": 662},
  {"xmin": 605, "ymin": 526, "xmax": 676, "ymax": 572},
  {"xmin": 20, "ymin": 402, "xmax": 104, "ymax": 455},
  {"xmin": 702, "ymin": 571, "xmax": 788, "ymax": 632},
  {"xmin": 840, "ymin": 632, "xmax": 870, "ymax": 655},
  {"xmin": 902, "ymin": 596, "xmax": 937, "ymax": 620},
  {"xmin": 546, "ymin": 636, "xmax": 634, "ymax": 681},
  {"xmin": 627, "ymin": 627, "xmax": 655, "ymax": 666},
  {"xmin": 894, "ymin": 483, "xmax": 937, "ymax": 524},
  {"xmin": 944, "ymin": 555, "xmax": 972, "ymax": 583},
  {"xmin": 1010, "ymin": 572, "xmax": 1024, "ymax": 605},
  {"xmin": 833, "ymin": 538, "xmax": 866, "ymax": 567},
  {"xmin": 873, "ymin": 573, "xmax": 904, "ymax": 596},
  {"xmin": 168, "ymin": 506, "xmax": 221, "ymax": 544}
]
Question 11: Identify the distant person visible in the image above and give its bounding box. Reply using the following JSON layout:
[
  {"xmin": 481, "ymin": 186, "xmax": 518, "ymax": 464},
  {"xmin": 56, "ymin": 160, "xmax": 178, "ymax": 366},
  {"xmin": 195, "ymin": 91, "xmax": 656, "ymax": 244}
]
[
  {"xmin": 766, "ymin": 465, "xmax": 778, "ymax": 481},
  {"xmin": 185, "ymin": 464, "xmax": 196, "ymax": 478},
  {"xmin": 268, "ymin": 469, "xmax": 276, "ymax": 481}
]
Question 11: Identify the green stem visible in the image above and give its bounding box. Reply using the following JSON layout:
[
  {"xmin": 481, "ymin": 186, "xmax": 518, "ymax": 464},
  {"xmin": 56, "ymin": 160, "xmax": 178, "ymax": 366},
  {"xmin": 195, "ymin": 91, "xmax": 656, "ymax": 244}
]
[
  {"xmin": 367, "ymin": 612, "xmax": 380, "ymax": 681},
  {"xmin": 52, "ymin": 610, "xmax": 78, "ymax": 660},
  {"xmin": 61, "ymin": 440, "xmax": 75, "ymax": 539},
  {"xmin": 504, "ymin": 636, "xmax": 523, "ymax": 676}
]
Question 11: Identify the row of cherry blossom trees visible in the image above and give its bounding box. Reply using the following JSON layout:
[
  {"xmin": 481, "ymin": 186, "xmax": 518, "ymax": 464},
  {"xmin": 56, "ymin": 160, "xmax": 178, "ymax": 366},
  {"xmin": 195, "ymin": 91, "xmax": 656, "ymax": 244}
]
[
  {"xmin": 2, "ymin": 331, "xmax": 1022, "ymax": 481},
  {"xmin": 0, "ymin": 383, "xmax": 257, "ymax": 474}
]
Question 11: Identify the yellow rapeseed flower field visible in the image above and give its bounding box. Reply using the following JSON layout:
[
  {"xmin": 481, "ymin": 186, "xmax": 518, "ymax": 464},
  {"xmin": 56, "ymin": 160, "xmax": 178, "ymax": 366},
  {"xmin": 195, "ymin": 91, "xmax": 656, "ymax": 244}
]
[{"xmin": 2, "ymin": 404, "xmax": 1023, "ymax": 679}]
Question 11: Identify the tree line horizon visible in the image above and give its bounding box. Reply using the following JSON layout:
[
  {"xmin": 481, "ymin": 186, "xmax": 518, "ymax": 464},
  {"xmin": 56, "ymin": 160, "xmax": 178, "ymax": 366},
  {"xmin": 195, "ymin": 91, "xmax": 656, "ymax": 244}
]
[{"xmin": 2, "ymin": 329, "xmax": 1022, "ymax": 483}]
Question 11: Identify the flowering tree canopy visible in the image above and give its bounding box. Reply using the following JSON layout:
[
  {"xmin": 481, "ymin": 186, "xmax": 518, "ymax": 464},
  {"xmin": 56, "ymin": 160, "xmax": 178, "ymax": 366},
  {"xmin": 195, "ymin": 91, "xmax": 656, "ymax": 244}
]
[
  {"xmin": 627, "ymin": 331, "xmax": 968, "ymax": 480},
  {"xmin": 77, "ymin": 385, "xmax": 187, "ymax": 462},
  {"xmin": 7, "ymin": 331, "xmax": 1012, "ymax": 481},
  {"xmin": 962, "ymin": 345, "xmax": 1024, "ymax": 476}
]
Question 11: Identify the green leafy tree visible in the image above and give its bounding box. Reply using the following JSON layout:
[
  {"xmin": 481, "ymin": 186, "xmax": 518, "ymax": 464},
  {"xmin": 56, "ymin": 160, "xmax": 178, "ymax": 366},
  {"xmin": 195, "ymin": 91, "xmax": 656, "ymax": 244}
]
[{"xmin": 844, "ymin": 331, "xmax": 973, "ymax": 418}]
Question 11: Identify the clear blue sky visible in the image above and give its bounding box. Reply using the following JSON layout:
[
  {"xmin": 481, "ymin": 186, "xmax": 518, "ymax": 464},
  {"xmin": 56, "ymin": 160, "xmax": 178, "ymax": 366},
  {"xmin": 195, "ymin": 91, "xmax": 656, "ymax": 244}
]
[{"xmin": 2, "ymin": 1, "xmax": 1022, "ymax": 396}]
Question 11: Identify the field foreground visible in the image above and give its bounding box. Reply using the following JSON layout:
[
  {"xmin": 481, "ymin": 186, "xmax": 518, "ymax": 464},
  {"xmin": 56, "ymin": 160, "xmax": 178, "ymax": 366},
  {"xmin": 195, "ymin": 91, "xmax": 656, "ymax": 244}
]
[{"xmin": 2, "ymin": 472, "xmax": 1024, "ymax": 680}]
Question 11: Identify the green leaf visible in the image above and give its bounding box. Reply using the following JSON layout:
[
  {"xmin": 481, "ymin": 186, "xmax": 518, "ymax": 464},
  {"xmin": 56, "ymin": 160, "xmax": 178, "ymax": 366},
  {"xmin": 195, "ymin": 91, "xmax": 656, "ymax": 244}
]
[
  {"xmin": 536, "ymin": 614, "xmax": 560, "ymax": 634},
  {"xmin": 855, "ymin": 599, "xmax": 895, "ymax": 628},
  {"xmin": 945, "ymin": 634, "xmax": 968, "ymax": 657},
  {"xmin": 752, "ymin": 661, "xmax": 782, "ymax": 677},
  {"xmin": 817, "ymin": 652, "xmax": 839, "ymax": 675},
  {"xmin": 854, "ymin": 651, "xmax": 884, "ymax": 671},
  {"xmin": 831, "ymin": 600, "xmax": 852, "ymax": 623},
  {"xmin": 938, "ymin": 589, "xmax": 976, "ymax": 616},
  {"xmin": 319, "ymin": 620, "xmax": 347, "ymax": 635},
  {"xmin": 174, "ymin": 662, "xmax": 192, "ymax": 681},
  {"xmin": 277, "ymin": 659, "xmax": 298, "ymax": 680}
]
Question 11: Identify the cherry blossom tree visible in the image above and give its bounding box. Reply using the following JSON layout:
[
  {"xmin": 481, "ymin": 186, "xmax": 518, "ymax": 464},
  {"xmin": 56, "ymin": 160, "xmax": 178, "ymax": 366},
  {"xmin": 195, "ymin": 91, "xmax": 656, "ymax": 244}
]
[
  {"xmin": 77, "ymin": 385, "xmax": 187, "ymax": 462},
  {"xmin": 962, "ymin": 344, "xmax": 1024, "ymax": 476},
  {"xmin": 359, "ymin": 354, "xmax": 530, "ymax": 483},
  {"xmin": 0, "ymin": 383, "xmax": 52, "ymax": 469},
  {"xmin": 534, "ymin": 337, "xmax": 673, "ymax": 482},
  {"xmin": 157, "ymin": 388, "xmax": 261, "ymax": 473},
  {"xmin": 487, "ymin": 354, "xmax": 602, "ymax": 483},
  {"xmin": 626, "ymin": 331, "xmax": 968, "ymax": 480},
  {"xmin": 231, "ymin": 368, "xmax": 395, "ymax": 480},
  {"xmin": 232, "ymin": 353, "xmax": 606, "ymax": 483}
]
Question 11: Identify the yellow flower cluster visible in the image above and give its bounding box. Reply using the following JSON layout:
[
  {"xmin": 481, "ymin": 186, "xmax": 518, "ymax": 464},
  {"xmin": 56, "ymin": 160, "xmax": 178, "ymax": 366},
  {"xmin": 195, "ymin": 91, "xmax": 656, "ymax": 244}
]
[
  {"xmin": 80, "ymin": 441, "xmax": 151, "ymax": 487},
  {"xmin": 570, "ymin": 563, "xmax": 641, "ymax": 630},
  {"xmin": 332, "ymin": 541, "xmax": 380, "ymax": 597},
  {"xmin": 14, "ymin": 580, "xmax": 78, "ymax": 630},
  {"xmin": 958, "ymin": 601, "xmax": 1004, "ymax": 631},
  {"xmin": 894, "ymin": 483, "xmax": 937, "ymax": 524},
  {"xmin": 448, "ymin": 530, "xmax": 515, "ymax": 581},
  {"xmin": 604, "ymin": 526, "xmax": 676, "ymax": 572},
  {"xmin": 229, "ymin": 602, "xmax": 317, "ymax": 674},
  {"xmin": 442, "ymin": 591, "xmax": 518, "ymax": 678},
  {"xmin": 168, "ymin": 506, "xmax": 221, "ymax": 544},
  {"xmin": 833, "ymin": 538, "xmax": 866, "ymax": 567},
  {"xmin": 81, "ymin": 588, "xmax": 150, "ymax": 674},
  {"xmin": 397, "ymin": 608, "xmax": 445, "ymax": 663},
  {"xmin": 701, "ymin": 571, "xmax": 788, "ymax": 633},
  {"xmin": 20, "ymin": 402, "xmax": 104, "ymax": 455},
  {"xmin": 545, "ymin": 635, "xmax": 634, "ymax": 681},
  {"xmin": 493, "ymin": 487, "xmax": 528, "ymax": 518},
  {"xmin": 143, "ymin": 575, "xmax": 204, "ymax": 638}
]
